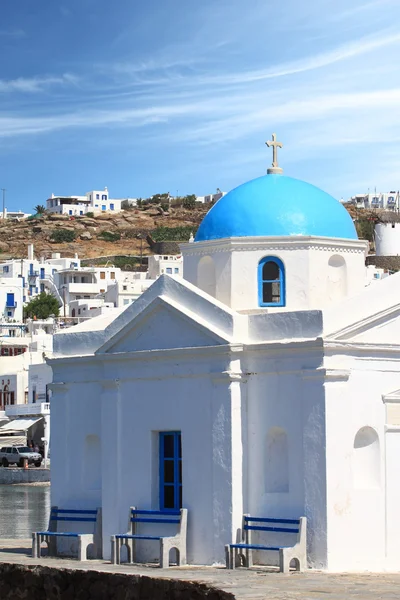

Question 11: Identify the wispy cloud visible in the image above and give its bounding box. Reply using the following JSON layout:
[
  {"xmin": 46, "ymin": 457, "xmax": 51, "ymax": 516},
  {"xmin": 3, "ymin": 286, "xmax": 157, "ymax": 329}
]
[
  {"xmin": 0, "ymin": 74, "xmax": 79, "ymax": 94},
  {"xmin": 0, "ymin": 29, "xmax": 25, "ymax": 38}
]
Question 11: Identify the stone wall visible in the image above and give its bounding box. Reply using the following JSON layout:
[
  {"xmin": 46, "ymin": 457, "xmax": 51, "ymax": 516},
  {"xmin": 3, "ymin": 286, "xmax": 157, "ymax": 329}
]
[
  {"xmin": 0, "ymin": 564, "xmax": 235, "ymax": 600},
  {"xmin": 0, "ymin": 468, "xmax": 50, "ymax": 485}
]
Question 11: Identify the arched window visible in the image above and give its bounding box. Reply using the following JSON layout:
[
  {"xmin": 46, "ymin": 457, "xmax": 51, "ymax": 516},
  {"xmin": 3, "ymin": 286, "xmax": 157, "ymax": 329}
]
[{"xmin": 258, "ymin": 257, "xmax": 285, "ymax": 307}]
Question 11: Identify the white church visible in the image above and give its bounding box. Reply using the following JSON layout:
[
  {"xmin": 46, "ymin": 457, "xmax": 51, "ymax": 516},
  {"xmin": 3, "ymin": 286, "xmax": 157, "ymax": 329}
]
[{"xmin": 49, "ymin": 137, "xmax": 400, "ymax": 571}]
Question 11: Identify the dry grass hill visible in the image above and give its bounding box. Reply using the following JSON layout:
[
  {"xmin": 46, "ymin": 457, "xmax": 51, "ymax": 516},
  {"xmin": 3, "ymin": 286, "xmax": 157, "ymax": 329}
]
[{"xmin": 0, "ymin": 206, "xmax": 208, "ymax": 263}]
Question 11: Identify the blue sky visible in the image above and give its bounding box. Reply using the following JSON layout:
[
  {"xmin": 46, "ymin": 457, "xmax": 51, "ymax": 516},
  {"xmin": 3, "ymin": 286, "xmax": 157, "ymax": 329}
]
[{"xmin": 1, "ymin": 0, "xmax": 400, "ymax": 211}]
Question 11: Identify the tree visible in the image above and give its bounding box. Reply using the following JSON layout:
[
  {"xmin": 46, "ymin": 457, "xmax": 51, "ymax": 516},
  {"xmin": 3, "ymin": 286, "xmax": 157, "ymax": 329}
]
[
  {"xmin": 34, "ymin": 205, "xmax": 46, "ymax": 214},
  {"xmin": 182, "ymin": 194, "xmax": 197, "ymax": 210},
  {"xmin": 24, "ymin": 292, "xmax": 59, "ymax": 320}
]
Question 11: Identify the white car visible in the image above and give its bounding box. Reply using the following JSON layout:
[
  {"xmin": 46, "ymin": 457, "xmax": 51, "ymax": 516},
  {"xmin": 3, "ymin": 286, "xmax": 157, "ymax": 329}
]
[{"xmin": 0, "ymin": 446, "xmax": 42, "ymax": 467}]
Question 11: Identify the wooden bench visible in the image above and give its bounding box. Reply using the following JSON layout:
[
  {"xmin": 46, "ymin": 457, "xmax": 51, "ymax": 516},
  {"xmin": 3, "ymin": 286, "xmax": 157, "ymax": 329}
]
[
  {"xmin": 111, "ymin": 507, "xmax": 187, "ymax": 568},
  {"xmin": 225, "ymin": 515, "xmax": 307, "ymax": 573},
  {"xmin": 32, "ymin": 506, "xmax": 102, "ymax": 561}
]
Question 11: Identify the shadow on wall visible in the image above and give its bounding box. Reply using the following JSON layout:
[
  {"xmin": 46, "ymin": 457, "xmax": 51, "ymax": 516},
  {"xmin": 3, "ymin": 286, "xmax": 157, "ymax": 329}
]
[
  {"xmin": 0, "ymin": 564, "xmax": 235, "ymax": 600},
  {"xmin": 353, "ymin": 426, "xmax": 380, "ymax": 490}
]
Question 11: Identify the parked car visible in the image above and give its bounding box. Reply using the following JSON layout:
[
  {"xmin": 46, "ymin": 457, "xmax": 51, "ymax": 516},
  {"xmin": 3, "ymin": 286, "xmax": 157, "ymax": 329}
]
[{"xmin": 0, "ymin": 446, "xmax": 42, "ymax": 468}]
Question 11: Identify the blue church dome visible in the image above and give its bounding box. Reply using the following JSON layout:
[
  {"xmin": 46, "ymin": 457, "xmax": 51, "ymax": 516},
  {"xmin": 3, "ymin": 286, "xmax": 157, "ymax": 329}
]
[{"xmin": 195, "ymin": 174, "xmax": 357, "ymax": 242}]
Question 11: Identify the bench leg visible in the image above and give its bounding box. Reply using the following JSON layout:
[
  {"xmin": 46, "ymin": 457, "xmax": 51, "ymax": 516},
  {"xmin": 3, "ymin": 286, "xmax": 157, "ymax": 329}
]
[
  {"xmin": 177, "ymin": 542, "xmax": 186, "ymax": 566},
  {"xmin": 110, "ymin": 536, "xmax": 116, "ymax": 564},
  {"xmin": 32, "ymin": 533, "xmax": 38, "ymax": 558},
  {"xmin": 246, "ymin": 547, "xmax": 253, "ymax": 568},
  {"xmin": 160, "ymin": 538, "xmax": 170, "ymax": 568},
  {"xmin": 279, "ymin": 548, "xmax": 290, "ymax": 574}
]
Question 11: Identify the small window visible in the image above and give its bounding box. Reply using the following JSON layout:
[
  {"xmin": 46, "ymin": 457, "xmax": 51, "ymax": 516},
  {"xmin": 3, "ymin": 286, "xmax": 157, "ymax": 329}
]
[
  {"xmin": 166, "ymin": 267, "xmax": 172, "ymax": 274},
  {"xmin": 96, "ymin": 194, "xmax": 100, "ymax": 200},
  {"xmin": 110, "ymin": 272, "xmax": 115, "ymax": 279},
  {"xmin": 102, "ymin": 194, "xmax": 107, "ymax": 200},
  {"xmin": 258, "ymin": 257, "xmax": 285, "ymax": 307},
  {"xmin": 69, "ymin": 210, "xmax": 73, "ymax": 215},
  {"xmin": 123, "ymin": 299, "xmax": 130, "ymax": 305},
  {"xmin": 101, "ymin": 205, "xmax": 106, "ymax": 211},
  {"xmin": 174, "ymin": 268, "xmax": 179, "ymax": 274},
  {"xmin": 110, "ymin": 203, "xmax": 114, "ymax": 211},
  {"xmin": 159, "ymin": 431, "xmax": 182, "ymax": 511},
  {"xmin": 123, "ymin": 285, "xmax": 127, "ymax": 291},
  {"xmin": 100, "ymin": 272, "xmax": 105, "ymax": 279}
]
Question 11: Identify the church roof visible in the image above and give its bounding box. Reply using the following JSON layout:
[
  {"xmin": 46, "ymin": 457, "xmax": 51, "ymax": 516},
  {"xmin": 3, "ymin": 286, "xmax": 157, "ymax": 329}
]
[{"xmin": 195, "ymin": 173, "xmax": 358, "ymax": 242}]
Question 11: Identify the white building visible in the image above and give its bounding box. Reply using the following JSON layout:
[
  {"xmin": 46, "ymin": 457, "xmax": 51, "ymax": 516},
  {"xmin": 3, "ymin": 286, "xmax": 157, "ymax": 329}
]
[
  {"xmin": 196, "ymin": 191, "xmax": 226, "ymax": 204},
  {"xmin": 49, "ymin": 145, "xmax": 400, "ymax": 571},
  {"xmin": 0, "ymin": 209, "xmax": 31, "ymax": 220},
  {"xmin": 0, "ymin": 319, "xmax": 53, "ymax": 453},
  {"xmin": 46, "ymin": 188, "xmax": 123, "ymax": 216},
  {"xmin": 347, "ymin": 191, "xmax": 400, "ymax": 210},
  {"xmin": 374, "ymin": 214, "xmax": 400, "ymax": 256},
  {"xmin": 0, "ymin": 278, "xmax": 24, "ymax": 322}
]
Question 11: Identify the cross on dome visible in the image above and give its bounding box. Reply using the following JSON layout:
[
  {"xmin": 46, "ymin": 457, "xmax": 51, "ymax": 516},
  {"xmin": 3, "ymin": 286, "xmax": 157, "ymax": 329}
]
[{"xmin": 266, "ymin": 133, "xmax": 283, "ymax": 175}]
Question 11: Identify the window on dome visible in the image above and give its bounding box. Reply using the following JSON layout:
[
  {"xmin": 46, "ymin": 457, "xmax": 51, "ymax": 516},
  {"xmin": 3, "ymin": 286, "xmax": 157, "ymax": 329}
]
[{"xmin": 258, "ymin": 257, "xmax": 285, "ymax": 307}]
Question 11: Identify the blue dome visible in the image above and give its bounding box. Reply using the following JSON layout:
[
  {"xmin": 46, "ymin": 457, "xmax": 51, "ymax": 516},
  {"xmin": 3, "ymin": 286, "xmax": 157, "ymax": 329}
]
[{"xmin": 195, "ymin": 174, "xmax": 357, "ymax": 242}]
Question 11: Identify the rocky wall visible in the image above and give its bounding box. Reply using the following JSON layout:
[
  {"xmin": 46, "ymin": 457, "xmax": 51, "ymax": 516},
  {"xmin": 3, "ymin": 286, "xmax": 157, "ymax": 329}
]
[
  {"xmin": 0, "ymin": 563, "xmax": 235, "ymax": 600},
  {"xmin": 0, "ymin": 468, "xmax": 50, "ymax": 485}
]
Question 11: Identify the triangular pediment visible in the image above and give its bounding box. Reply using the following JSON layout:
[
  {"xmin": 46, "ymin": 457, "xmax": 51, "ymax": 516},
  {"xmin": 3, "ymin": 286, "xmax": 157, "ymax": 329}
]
[
  {"xmin": 326, "ymin": 303, "xmax": 400, "ymax": 344},
  {"xmin": 97, "ymin": 295, "xmax": 231, "ymax": 354}
]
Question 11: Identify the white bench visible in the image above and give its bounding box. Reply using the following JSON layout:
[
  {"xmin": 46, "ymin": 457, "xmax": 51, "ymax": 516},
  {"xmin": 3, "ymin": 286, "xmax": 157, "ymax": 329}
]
[
  {"xmin": 111, "ymin": 507, "xmax": 187, "ymax": 568},
  {"xmin": 32, "ymin": 506, "xmax": 102, "ymax": 561},
  {"xmin": 225, "ymin": 515, "xmax": 307, "ymax": 572}
]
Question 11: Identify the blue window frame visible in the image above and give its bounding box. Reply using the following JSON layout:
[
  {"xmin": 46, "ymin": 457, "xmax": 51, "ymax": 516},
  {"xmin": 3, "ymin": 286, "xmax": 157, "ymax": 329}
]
[
  {"xmin": 102, "ymin": 194, "xmax": 107, "ymax": 200},
  {"xmin": 69, "ymin": 210, "xmax": 73, "ymax": 215},
  {"xmin": 3, "ymin": 266, "xmax": 9, "ymax": 273},
  {"xmin": 110, "ymin": 203, "xmax": 114, "ymax": 211},
  {"xmin": 96, "ymin": 194, "xmax": 100, "ymax": 200},
  {"xmin": 40, "ymin": 268, "xmax": 45, "ymax": 279},
  {"xmin": 258, "ymin": 256, "xmax": 285, "ymax": 307},
  {"xmin": 101, "ymin": 205, "xmax": 106, "ymax": 211},
  {"xmin": 6, "ymin": 293, "xmax": 15, "ymax": 308},
  {"xmin": 159, "ymin": 432, "xmax": 182, "ymax": 511},
  {"xmin": 166, "ymin": 267, "xmax": 172, "ymax": 274}
]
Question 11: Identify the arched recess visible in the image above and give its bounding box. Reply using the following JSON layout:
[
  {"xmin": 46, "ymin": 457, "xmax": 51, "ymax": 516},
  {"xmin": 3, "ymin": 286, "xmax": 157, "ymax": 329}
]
[
  {"xmin": 265, "ymin": 427, "xmax": 289, "ymax": 493},
  {"xmin": 83, "ymin": 434, "xmax": 102, "ymax": 491},
  {"xmin": 327, "ymin": 255, "xmax": 347, "ymax": 301},
  {"xmin": 353, "ymin": 426, "xmax": 380, "ymax": 489},
  {"xmin": 197, "ymin": 256, "xmax": 216, "ymax": 298}
]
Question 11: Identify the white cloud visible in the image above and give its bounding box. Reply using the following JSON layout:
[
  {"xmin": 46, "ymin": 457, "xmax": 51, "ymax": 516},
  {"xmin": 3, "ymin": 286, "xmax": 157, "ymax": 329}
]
[{"xmin": 0, "ymin": 74, "xmax": 79, "ymax": 94}]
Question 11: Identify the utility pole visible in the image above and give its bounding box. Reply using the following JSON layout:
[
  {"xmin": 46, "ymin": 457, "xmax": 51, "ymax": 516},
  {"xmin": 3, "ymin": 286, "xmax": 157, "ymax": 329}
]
[{"xmin": 1, "ymin": 189, "xmax": 5, "ymax": 220}]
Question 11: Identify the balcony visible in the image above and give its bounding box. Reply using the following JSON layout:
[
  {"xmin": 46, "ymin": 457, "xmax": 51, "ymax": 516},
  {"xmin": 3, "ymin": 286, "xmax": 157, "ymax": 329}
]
[
  {"xmin": 5, "ymin": 301, "xmax": 17, "ymax": 309},
  {"xmin": 5, "ymin": 402, "xmax": 50, "ymax": 417}
]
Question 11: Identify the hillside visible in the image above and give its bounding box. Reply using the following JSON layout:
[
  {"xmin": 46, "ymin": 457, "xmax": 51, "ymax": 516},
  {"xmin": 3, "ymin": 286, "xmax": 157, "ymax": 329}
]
[
  {"xmin": 0, "ymin": 204, "xmax": 381, "ymax": 265},
  {"xmin": 0, "ymin": 206, "xmax": 208, "ymax": 262}
]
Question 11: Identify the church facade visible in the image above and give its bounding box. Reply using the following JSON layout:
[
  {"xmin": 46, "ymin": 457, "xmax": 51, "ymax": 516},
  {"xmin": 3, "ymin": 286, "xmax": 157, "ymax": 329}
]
[{"xmin": 49, "ymin": 142, "xmax": 400, "ymax": 571}]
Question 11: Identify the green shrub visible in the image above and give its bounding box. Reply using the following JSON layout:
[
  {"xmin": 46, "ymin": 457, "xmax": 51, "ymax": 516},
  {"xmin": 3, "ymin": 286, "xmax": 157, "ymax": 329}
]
[
  {"xmin": 97, "ymin": 231, "xmax": 121, "ymax": 242},
  {"xmin": 50, "ymin": 229, "xmax": 76, "ymax": 243},
  {"xmin": 86, "ymin": 212, "xmax": 95, "ymax": 218},
  {"xmin": 151, "ymin": 226, "xmax": 197, "ymax": 242}
]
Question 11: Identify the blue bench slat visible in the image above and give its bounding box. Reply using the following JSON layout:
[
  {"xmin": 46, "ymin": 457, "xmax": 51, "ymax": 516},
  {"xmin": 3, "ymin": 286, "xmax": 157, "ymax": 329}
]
[
  {"xmin": 244, "ymin": 517, "xmax": 300, "ymax": 525},
  {"xmin": 36, "ymin": 531, "xmax": 81, "ymax": 537},
  {"xmin": 51, "ymin": 509, "xmax": 97, "ymax": 515},
  {"xmin": 244, "ymin": 525, "xmax": 299, "ymax": 534},
  {"xmin": 115, "ymin": 534, "xmax": 161, "ymax": 540},
  {"xmin": 50, "ymin": 516, "xmax": 97, "ymax": 522},
  {"xmin": 130, "ymin": 518, "xmax": 180, "ymax": 524},
  {"xmin": 229, "ymin": 544, "xmax": 291, "ymax": 551},
  {"xmin": 131, "ymin": 510, "xmax": 180, "ymax": 516}
]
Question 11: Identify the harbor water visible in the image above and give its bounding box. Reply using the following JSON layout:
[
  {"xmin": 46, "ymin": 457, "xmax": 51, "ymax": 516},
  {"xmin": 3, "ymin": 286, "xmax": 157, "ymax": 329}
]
[{"xmin": 0, "ymin": 484, "xmax": 50, "ymax": 538}]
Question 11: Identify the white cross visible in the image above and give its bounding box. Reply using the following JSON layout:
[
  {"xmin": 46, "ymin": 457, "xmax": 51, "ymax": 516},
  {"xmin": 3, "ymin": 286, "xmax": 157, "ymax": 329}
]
[{"xmin": 266, "ymin": 133, "xmax": 283, "ymax": 168}]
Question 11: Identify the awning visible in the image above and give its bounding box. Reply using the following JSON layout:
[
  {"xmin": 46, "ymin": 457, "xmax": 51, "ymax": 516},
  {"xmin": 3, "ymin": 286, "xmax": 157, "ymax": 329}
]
[{"xmin": 0, "ymin": 417, "xmax": 43, "ymax": 433}]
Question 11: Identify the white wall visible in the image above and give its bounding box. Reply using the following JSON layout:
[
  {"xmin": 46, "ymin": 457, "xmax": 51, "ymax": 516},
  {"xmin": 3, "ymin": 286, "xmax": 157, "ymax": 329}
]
[
  {"xmin": 375, "ymin": 223, "xmax": 400, "ymax": 256},
  {"xmin": 182, "ymin": 237, "xmax": 368, "ymax": 312}
]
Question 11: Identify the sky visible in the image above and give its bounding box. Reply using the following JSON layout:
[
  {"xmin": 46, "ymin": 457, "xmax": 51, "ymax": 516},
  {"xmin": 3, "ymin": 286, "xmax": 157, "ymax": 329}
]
[{"xmin": 1, "ymin": 0, "xmax": 400, "ymax": 211}]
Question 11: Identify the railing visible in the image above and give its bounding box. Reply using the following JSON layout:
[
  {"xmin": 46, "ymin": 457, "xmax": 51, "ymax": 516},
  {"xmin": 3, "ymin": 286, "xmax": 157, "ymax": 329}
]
[{"xmin": 5, "ymin": 402, "xmax": 50, "ymax": 417}]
